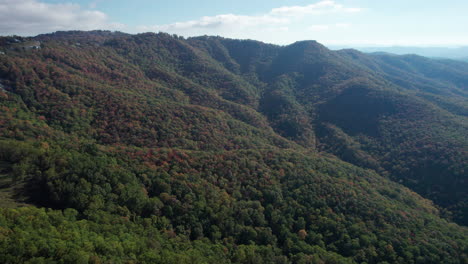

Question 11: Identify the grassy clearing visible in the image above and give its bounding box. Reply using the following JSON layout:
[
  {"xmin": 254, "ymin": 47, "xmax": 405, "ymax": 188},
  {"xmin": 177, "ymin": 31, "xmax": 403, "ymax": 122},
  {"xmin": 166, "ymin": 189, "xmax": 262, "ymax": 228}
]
[{"xmin": 0, "ymin": 163, "xmax": 30, "ymax": 208}]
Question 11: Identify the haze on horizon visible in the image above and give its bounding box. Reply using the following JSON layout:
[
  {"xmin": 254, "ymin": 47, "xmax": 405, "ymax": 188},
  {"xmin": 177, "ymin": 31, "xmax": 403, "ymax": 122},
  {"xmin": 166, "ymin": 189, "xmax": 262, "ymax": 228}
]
[{"xmin": 1, "ymin": 0, "xmax": 467, "ymax": 48}]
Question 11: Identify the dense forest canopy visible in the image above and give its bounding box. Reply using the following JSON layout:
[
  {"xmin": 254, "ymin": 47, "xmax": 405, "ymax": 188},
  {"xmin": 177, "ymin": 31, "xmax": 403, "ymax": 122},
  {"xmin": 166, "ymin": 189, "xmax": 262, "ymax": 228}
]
[{"xmin": 0, "ymin": 31, "xmax": 466, "ymax": 263}]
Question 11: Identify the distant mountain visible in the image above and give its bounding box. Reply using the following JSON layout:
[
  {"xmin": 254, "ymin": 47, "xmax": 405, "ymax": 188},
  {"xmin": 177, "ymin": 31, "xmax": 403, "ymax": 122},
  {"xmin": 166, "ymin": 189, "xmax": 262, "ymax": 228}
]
[
  {"xmin": 329, "ymin": 45, "xmax": 468, "ymax": 61},
  {"xmin": 0, "ymin": 31, "xmax": 467, "ymax": 263}
]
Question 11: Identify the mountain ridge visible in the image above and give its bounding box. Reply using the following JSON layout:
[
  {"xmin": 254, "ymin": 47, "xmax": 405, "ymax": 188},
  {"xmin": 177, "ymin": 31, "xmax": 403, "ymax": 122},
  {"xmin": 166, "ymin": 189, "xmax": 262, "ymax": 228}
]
[{"xmin": 329, "ymin": 45, "xmax": 468, "ymax": 61}]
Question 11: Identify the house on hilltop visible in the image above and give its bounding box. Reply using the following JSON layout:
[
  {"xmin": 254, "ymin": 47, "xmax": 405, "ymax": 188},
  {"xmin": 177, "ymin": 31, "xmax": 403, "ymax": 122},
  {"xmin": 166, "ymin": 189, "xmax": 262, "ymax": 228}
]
[
  {"xmin": 21, "ymin": 41, "xmax": 41, "ymax": 50},
  {"xmin": 12, "ymin": 41, "xmax": 41, "ymax": 51}
]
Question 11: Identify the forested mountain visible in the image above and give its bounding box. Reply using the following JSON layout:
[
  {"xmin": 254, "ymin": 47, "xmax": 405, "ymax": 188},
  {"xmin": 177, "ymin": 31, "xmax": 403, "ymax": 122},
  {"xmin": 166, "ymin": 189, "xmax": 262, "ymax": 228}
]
[{"xmin": 0, "ymin": 31, "xmax": 466, "ymax": 263}]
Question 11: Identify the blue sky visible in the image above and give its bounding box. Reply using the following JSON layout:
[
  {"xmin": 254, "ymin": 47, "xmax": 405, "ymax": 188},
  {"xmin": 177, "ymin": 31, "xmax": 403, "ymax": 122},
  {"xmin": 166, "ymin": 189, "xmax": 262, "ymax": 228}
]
[{"xmin": 1, "ymin": 0, "xmax": 468, "ymax": 46}]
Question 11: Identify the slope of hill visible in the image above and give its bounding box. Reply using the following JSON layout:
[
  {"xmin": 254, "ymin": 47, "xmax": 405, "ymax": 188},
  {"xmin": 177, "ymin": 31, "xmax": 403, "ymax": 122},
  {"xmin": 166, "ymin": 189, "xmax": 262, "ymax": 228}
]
[{"xmin": 0, "ymin": 31, "xmax": 466, "ymax": 263}]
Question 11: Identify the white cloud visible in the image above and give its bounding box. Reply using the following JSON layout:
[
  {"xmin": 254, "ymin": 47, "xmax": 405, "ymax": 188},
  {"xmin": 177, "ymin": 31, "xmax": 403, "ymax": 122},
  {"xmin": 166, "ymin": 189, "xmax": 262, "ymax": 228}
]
[
  {"xmin": 277, "ymin": 27, "xmax": 289, "ymax": 32},
  {"xmin": 136, "ymin": 1, "xmax": 362, "ymax": 43},
  {"xmin": 336, "ymin": 23, "xmax": 351, "ymax": 29},
  {"xmin": 145, "ymin": 14, "xmax": 288, "ymax": 32},
  {"xmin": 0, "ymin": 0, "xmax": 362, "ymax": 44},
  {"xmin": 270, "ymin": 0, "xmax": 362, "ymax": 17},
  {"xmin": 137, "ymin": 13, "xmax": 291, "ymax": 41},
  {"xmin": 0, "ymin": 0, "xmax": 124, "ymax": 36},
  {"xmin": 144, "ymin": 0, "xmax": 362, "ymax": 33},
  {"xmin": 308, "ymin": 23, "xmax": 352, "ymax": 32},
  {"xmin": 308, "ymin": 25, "xmax": 330, "ymax": 32}
]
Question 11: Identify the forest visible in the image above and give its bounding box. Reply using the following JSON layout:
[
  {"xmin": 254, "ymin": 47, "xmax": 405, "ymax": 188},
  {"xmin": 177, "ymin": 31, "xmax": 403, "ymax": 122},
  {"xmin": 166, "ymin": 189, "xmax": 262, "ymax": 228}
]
[{"xmin": 0, "ymin": 30, "xmax": 466, "ymax": 263}]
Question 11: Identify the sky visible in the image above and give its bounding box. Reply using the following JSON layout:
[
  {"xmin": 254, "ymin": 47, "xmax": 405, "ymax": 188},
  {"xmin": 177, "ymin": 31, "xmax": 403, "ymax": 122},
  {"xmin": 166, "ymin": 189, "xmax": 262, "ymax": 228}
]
[{"xmin": 1, "ymin": 0, "xmax": 467, "ymax": 46}]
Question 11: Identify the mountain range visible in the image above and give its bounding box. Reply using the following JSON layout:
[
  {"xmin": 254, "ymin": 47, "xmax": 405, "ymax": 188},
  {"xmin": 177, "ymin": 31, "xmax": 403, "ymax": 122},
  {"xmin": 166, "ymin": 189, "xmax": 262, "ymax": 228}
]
[
  {"xmin": 0, "ymin": 30, "xmax": 467, "ymax": 263},
  {"xmin": 329, "ymin": 45, "xmax": 468, "ymax": 61}
]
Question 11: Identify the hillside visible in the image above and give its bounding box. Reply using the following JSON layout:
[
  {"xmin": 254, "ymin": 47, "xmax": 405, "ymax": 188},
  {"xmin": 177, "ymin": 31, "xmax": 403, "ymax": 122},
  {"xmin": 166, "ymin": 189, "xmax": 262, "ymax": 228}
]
[{"xmin": 0, "ymin": 31, "xmax": 467, "ymax": 263}]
